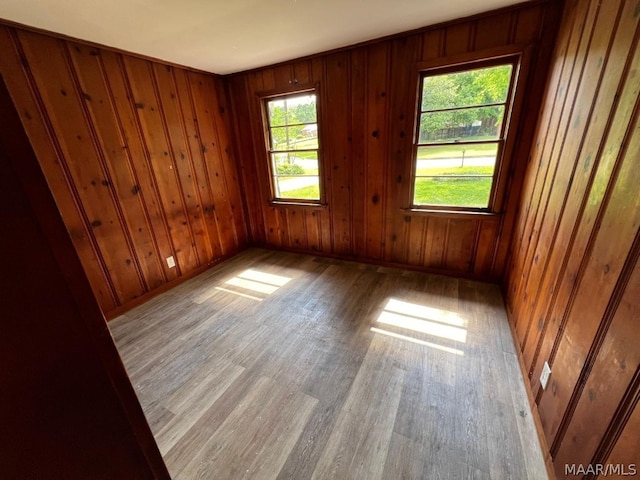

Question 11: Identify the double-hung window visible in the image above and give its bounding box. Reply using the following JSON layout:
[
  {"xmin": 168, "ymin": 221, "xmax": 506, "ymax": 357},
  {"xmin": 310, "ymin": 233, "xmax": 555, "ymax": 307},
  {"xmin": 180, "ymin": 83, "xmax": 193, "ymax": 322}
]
[
  {"xmin": 412, "ymin": 59, "xmax": 517, "ymax": 211},
  {"xmin": 264, "ymin": 90, "xmax": 322, "ymax": 203}
]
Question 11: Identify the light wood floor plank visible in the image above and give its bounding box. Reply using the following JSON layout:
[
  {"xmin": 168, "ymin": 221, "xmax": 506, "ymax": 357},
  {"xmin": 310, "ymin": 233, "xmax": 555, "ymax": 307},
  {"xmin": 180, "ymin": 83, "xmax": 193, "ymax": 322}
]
[
  {"xmin": 109, "ymin": 248, "xmax": 547, "ymax": 479},
  {"xmin": 176, "ymin": 376, "xmax": 317, "ymax": 480},
  {"xmin": 156, "ymin": 359, "xmax": 246, "ymax": 455},
  {"xmin": 310, "ymin": 337, "xmax": 405, "ymax": 480}
]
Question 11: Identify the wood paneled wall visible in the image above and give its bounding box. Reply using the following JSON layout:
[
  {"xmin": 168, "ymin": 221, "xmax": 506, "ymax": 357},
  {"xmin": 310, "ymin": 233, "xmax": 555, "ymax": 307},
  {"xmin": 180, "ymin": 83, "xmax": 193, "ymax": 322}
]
[
  {"xmin": 0, "ymin": 25, "xmax": 248, "ymax": 316},
  {"xmin": 227, "ymin": 1, "xmax": 562, "ymax": 280},
  {"xmin": 0, "ymin": 71, "xmax": 169, "ymax": 479},
  {"xmin": 504, "ymin": 0, "xmax": 640, "ymax": 475}
]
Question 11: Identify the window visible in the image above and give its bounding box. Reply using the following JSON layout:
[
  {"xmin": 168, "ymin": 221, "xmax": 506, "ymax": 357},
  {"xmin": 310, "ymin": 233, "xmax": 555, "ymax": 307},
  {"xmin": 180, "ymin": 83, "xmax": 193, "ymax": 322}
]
[
  {"xmin": 264, "ymin": 91, "xmax": 321, "ymax": 203},
  {"xmin": 412, "ymin": 60, "xmax": 516, "ymax": 210}
]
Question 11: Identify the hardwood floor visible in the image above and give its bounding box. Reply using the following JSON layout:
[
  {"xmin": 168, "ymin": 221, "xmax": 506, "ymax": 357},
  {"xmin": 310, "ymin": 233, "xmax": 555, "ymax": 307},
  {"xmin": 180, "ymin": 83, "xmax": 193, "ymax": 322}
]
[{"xmin": 109, "ymin": 248, "xmax": 548, "ymax": 479}]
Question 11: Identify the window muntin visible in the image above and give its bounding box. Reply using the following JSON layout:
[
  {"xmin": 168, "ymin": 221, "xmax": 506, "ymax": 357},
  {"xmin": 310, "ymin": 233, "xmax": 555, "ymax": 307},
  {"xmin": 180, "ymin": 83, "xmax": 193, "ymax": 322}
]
[
  {"xmin": 264, "ymin": 92, "xmax": 321, "ymax": 202},
  {"xmin": 413, "ymin": 63, "xmax": 515, "ymax": 209}
]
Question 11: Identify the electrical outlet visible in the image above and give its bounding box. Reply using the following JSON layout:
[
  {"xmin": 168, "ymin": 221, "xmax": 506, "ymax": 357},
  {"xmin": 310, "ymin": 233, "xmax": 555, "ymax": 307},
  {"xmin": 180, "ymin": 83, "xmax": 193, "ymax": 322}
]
[
  {"xmin": 166, "ymin": 256, "xmax": 176, "ymax": 268},
  {"xmin": 540, "ymin": 361, "xmax": 552, "ymax": 390}
]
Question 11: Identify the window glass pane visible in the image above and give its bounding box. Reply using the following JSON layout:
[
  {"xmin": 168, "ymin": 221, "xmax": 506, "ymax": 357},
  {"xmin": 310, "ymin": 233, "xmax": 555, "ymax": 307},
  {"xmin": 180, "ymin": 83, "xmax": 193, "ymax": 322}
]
[
  {"xmin": 271, "ymin": 152, "xmax": 301, "ymax": 166},
  {"xmin": 416, "ymin": 142, "xmax": 498, "ymax": 164},
  {"xmin": 271, "ymin": 126, "xmax": 318, "ymax": 151},
  {"xmin": 291, "ymin": 95, "xmax": 317, "ymax": 123},
  {"xmin": 413, "ymin": 177, "xmax": 493, "ymax": 207},
  {"xmin": 274, "ymin": 175, "xmax": 320, "ymax": 200},
  {"xmin": 268, "ymin": 100, "xmax": 291, "ymax": 127},
  {"xmin": 414, "ymin": 142, "xmax": 498, "ymax": 208},
  {"xmin": 291, "ymin": 157, "xmax": 318, "ymax": 173},
  {"xmin": 418, "ymin": 106, "xmax": 505, "ymax": 143},
  {"xmin": 268, "ymin": 94, "xmax": 317, "ymax": 126},
  {"xmin": 422, "ymin": 64, "xmax": 512, "ymax": 111},
  {"xmin": 272, "ymin": 155, "xmax": 318, "ymax": 175}
]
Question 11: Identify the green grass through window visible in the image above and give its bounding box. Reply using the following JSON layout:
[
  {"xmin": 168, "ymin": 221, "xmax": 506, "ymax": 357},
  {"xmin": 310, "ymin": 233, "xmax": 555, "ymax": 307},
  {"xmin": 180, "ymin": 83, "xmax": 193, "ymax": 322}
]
[
  {"xmin": 279, "ymin": 184, "xmax": 320, "ymax": 200},
  {"xmin": 414, "ymin": 165, "xmax": 494, "ymax": 207}
]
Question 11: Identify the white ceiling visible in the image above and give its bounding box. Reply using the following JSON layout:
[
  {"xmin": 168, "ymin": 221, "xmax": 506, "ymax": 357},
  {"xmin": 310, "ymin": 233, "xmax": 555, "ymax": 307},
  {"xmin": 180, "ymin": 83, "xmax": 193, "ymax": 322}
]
[{"xmin": 0, "ymin": 0, "xmax": 526, "ymax": 74}]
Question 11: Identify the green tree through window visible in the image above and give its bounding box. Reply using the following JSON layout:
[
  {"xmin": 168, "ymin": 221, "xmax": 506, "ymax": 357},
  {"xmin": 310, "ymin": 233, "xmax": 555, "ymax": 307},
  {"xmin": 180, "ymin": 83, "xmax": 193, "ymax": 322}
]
[{"xmin": 413, "ymin": 62, "xmax": 514, "ymax": 209}]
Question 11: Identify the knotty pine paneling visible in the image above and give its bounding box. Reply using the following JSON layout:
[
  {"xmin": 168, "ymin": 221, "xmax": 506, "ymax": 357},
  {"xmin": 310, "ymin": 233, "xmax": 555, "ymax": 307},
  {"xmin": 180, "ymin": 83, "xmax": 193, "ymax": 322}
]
[
  {"xmin": 0, "ymin": 72, "xmax": 169, "ymax": 479},
  {"xmin": 228, "ymin": 1, "xmax": 562, "ymax": 280},
  {"xmin": 504, "ymin": 0, "xmax": 640, "ymax": 476},
  {"xmin": 0, "ymin": 25, "xmax": 247, "ymax": 315}
]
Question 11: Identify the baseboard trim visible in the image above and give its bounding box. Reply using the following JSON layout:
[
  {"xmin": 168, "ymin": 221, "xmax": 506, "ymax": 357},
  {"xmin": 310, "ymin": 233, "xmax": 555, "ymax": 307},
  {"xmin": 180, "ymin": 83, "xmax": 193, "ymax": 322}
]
[
  {"xmin": 504, "ymin": 302, "xmax": 556, "ymax": 480},
  {"xmin": 252, "ymin": 243, "xmax": 501, "ymax": 284}
]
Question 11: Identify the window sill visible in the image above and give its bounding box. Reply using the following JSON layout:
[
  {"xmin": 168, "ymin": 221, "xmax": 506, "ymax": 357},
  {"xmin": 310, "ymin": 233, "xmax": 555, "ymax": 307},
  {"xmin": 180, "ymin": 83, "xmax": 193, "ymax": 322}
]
[
  {"xmin": 269, "ymin": 200, "xmax": 328, "ymax": 209},
  {"xmin": 402, "ymin": 208, "xmax": 502, "ymax": 219}
]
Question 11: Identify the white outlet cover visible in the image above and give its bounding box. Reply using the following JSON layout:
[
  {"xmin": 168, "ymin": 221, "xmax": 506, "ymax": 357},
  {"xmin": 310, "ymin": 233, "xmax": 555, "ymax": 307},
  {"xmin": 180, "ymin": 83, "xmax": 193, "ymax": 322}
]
[
  {"xmin": 540, "ymin": 361, "xmax": 552, "ymax": 390},
  {"xmin": 166, "ymin": 256, "xmax": 176, "ymax": 268}
]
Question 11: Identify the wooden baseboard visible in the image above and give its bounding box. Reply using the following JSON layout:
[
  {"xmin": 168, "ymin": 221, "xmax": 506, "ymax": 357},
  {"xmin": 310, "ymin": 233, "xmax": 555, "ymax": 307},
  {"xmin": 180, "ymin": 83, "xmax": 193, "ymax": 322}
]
[
  {"xmin": 503, "ymin": 302, "xmax": 556, "ymax": 480},
  {"xmin": 105, "ymin": 241, "xmax": 499, "ymax": 321},
  {"xmin": 253, "ymin": 243, "xmax": 502, "ymax": 284},
  {"xmin": 104, "ymin": 247, "xmax": 246, "ymax": 320}
]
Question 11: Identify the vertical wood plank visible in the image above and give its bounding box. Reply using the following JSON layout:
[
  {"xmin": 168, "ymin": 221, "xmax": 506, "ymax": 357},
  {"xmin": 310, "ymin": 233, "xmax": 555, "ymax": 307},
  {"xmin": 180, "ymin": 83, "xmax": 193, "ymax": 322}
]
[
  {"xmin": 0, "ymin": 24, "xmax": 247, "ymax": 314},
  {"xmin": 518, "ymin": 0, "xmax": 621, "ymax": 351},
  {"xmin": 152, "ymin": 63, "xmax": 206, "ymax": 267},
  {"xmin": 474, "ymin": 219, "xmax": 499, "ymax": 277},
  {"xmin": 18, "ymin": 31, "xmax": 145, "ymax": 304},
  {"xmin": 503, "ymin": 0, "xmax": 640, "ymax": 473},
  {"xmin": 406, "ymin": 216, "xmax": 426, "ymax": 266},
  {"xmin": 68, "ymin": 44, "xmax": 165, "ymax": 291},
  {"xmin": 364, "ymin": 43, "xmax": 389, "ymax": 261},
  {"xmin": 123, "ymin": 56, "xmax": 198, "ymax": 275},
  {"xmin": 522, "ymin": 0, "xmax": 639, "ymax": 378},
  {"xmin": 324, "ymin": 52, "xmax": 352, "ymax": 256},
  {"xmin": 475, "ymin": 13, "xmax": 513, "ymax": 49},
  {"xmin": 602, "ymin": 391, "xmax": 640, "ymax": 471},
  {"xmin": 424, "ymin": 218, "xmax": 447, "ymax": 269},
  {"xmin": 100, "ymin": 51, "xmax": 179, "ymax": 284},
  {"xmin": 445, "ymin": 23, "xmax": 472, "ymax": 56},
  {"xmin": 385, "ymin": 34, "xmax": 421, "ymax": 264},
  {"xmin": 0, "ymin": 27, "xmax": 118, "ymax": 311},
  {"xmin": 554, "ymin": 253, "xmax": 640, "ymax": 474},
  {"xmin": 212, "ymin": 76, "xmax": 248, "ymax": 246},
  {"xmin": 188, "ymin": 72, "xmax": 242, "ymax": 255},
  {"xmin": 443, "ymin": 219, "xmax": 477, "ymax": 273},
  {"xmin": 350, "ymin": 47, "xmax": 367, "ymax": 258},
  {"xmin": 172, "ymin": 68, "xmax": 221, "ymax": 261}
]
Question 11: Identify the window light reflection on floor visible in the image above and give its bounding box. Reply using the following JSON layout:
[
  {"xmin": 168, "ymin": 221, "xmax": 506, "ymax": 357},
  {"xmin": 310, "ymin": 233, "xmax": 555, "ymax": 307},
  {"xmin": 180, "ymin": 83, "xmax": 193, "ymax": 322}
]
[
  {"xmin": 377, "ymin": 310, "xmax": 467, "ymax": 343},
  {"xmin": 214, "ymin": 269, "xmax": 292, "ymax": 300},
  {"xmin": 370, "ymin": 327, "xmax": 464, "ymax": 356},
  {"xmin": 384, "ymin": 298, "xmax": 466, "ymax": 327},
  {"xmin": 372, "ymin": 297, "xmax": 467, "ymax": 355}
]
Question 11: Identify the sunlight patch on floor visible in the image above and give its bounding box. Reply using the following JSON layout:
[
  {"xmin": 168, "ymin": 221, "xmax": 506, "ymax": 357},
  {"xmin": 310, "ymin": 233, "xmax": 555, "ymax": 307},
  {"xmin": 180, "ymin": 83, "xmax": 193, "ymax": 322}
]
[{"xmin": 372, "ymin": 298, "xmax": 467, "ymax": 355}]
